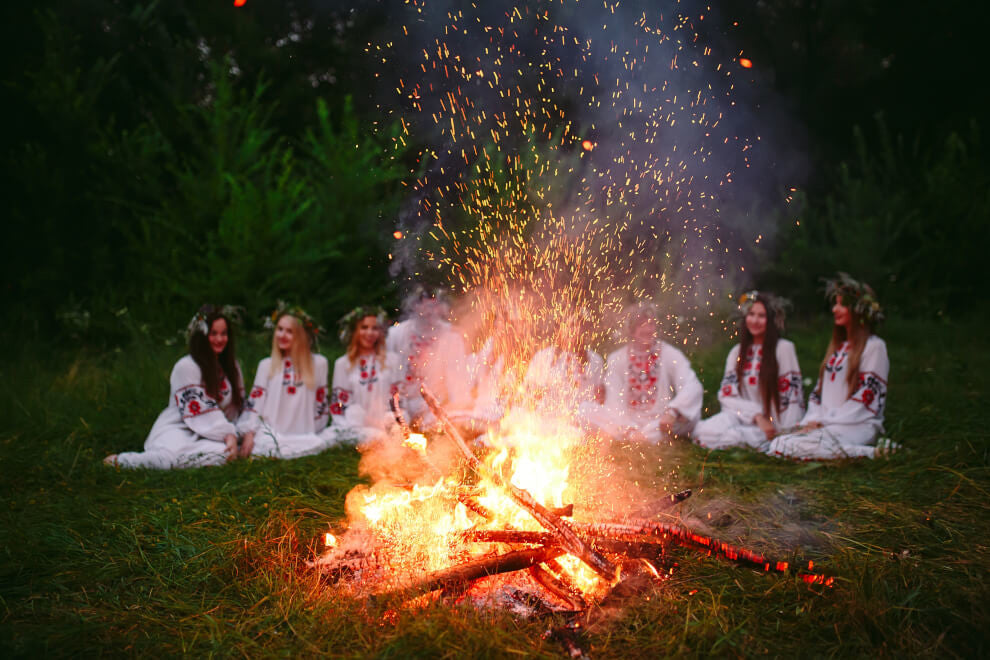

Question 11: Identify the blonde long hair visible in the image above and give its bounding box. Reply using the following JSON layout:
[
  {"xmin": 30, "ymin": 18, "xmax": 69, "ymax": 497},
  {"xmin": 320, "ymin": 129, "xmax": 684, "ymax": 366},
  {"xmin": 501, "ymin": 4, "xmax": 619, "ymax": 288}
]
[
  {"xmin": 346, "ymin": 315, "xmax": 387, "ymax": 369},
  {"xmin": 816, "ymin": 311, "xmax": 871, "ymax": 399},
  {"xmin": 269, "ymin": 314, "xmax": 316, "ymax": 389}
]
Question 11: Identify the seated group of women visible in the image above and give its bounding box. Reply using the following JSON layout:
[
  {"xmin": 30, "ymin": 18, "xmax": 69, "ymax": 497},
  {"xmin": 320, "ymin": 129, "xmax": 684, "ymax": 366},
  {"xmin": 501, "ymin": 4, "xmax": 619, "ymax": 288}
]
[{"xmin": 104, "ymin": 273, "xmax": 892, "ymax": 469}]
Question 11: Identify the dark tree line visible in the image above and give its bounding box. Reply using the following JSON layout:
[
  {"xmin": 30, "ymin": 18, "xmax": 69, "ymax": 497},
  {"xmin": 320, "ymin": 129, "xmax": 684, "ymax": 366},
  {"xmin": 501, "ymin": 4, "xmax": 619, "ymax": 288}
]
[{"xmin": 1, "ymin": 0, "xmax": 986, "ymax": 341}]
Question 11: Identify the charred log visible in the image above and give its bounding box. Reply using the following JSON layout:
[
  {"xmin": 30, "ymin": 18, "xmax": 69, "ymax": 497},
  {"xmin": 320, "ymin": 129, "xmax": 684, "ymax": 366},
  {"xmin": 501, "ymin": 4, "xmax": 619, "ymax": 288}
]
[{"xmin": 379, "ymin": 546, "xmax": 566, "ymax": 602}]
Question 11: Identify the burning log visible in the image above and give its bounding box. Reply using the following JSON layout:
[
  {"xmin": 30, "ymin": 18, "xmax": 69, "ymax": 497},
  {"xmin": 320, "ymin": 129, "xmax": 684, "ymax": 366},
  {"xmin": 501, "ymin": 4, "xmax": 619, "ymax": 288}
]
[
  {"xmin": 420, "ymin": 385, "xmax": 619, "ymax": 582},
  {"xmin": 380, "ymin": 546, "xmax": 566, "ymax": 602},
  {"xmin": 529, "ymin": 564, "xmax": 588, "ymax": 611},
  {"xmin": 460, "ymin": 529, "xmax": 670, "ymax": 560}
]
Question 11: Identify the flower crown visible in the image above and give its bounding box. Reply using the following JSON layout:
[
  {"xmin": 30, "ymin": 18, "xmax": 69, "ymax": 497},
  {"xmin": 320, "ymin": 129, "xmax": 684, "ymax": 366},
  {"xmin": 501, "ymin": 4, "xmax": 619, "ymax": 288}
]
[
  {"xmin": 822, "ymin": 272, "xmax": 884, "ymax": 326},
  {"xmin": 264, "ymin": 301, "xmax": 325, "ymax": 343},
  {"xmin": 736, "ymin": 290, "xmax": 790, "ymax": 333},
  {"xmin": 337, "ymin": 305, "xmax": 389, "ymax": 345},
  {"xmin": 184, "ymin": 304, "xmax": 244, "ymax": 340}
]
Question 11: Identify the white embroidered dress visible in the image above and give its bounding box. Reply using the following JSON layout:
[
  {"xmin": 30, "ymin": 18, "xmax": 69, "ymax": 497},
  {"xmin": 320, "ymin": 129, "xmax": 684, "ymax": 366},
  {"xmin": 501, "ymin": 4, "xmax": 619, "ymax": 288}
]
[
  {"xmin": 323, "ymin": 352, "xmax": 399, "ymax": 445},
  {"xmin": 582, "ymin": 341, "xmax": 703, "ymax": 442},
  {"xmin": 239, "ymin": 355, "xmax": 331, "ymax": 459},
  {"xmin": 386, "ymin": 319, "xmax": 472, "ymax": 423},
  {"xmin": 117, "ymin": 356, "xmax": 242, "ymax": 469},
  {"xmin": 768, "ymin": 335, "xmax": 889, "ymax": 459},
  {"xmin": 694, "ymin": 339, "xmax": 804, "ymax": 451}
]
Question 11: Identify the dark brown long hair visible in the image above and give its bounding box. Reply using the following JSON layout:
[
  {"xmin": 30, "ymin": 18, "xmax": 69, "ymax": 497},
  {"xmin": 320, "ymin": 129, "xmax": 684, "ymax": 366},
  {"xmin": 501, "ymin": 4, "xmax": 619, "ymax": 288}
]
[
  {"xmin": 189, "ymin": 305, "xmax": 244, "ymax": 411},
  {"xmin": 816, "ymin": 296, "xmax": 871, "ymax": 399},
  {"xmin": 736, "ymin": 295, "xmax": 781, "ymax": 418}
]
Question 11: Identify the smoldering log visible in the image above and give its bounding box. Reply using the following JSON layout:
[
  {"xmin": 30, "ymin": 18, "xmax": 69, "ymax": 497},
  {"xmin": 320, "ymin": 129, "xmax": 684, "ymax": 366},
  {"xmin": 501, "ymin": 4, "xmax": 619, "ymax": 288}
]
[
  {"xmin": 529, "ymin": 564, "xmax": 588, "ymax": 611},
  {"xmin": 420, "ymin": 385, "xmax": 618, "ymax": 582},
  {"xmin": 570, "ymin": 519, "xmax": 831, "ymax": 582},
  {"xmin": 378, "ymin": 546, "xmax": 566, "ymax": 602},
  {"xmin": 662, "ymin": 489, "xmax": 692, "ymax": 509}
]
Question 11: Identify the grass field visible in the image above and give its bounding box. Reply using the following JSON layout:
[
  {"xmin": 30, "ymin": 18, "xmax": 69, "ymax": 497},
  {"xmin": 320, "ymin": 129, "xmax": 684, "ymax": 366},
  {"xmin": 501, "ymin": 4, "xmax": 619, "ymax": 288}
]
[{"xmin": 1, "ymin": 315, "xmax": 988, "ymax": 657}]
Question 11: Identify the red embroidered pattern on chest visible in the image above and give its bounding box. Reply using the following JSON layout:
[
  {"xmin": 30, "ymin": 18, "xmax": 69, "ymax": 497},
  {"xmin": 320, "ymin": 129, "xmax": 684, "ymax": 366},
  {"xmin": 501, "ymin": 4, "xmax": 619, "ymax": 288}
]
[
  {"xmin": 743, "ymin": 345, "xmax": 763, "ymax": 387},
  {"xmin": 627, "ymin": 345, "xmax": 660, "ymax": 408},
  {"xmin": 283, "ymin": 359, "xmax": 301, "ymax": 395},
  {"xmin": 359, "ymin": 357, "xmax": 379, "ymax": 392},
  {"xmin": 825, "ymin": 342, "xmax": 850, "ymax": 382}
]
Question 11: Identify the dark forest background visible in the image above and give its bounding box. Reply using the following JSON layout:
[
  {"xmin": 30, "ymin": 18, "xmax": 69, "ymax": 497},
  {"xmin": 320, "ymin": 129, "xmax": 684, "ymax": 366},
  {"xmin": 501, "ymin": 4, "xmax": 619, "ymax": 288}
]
[{"xmin": 2, "ymin": 0, "xmax": 987, "ymax": 344}]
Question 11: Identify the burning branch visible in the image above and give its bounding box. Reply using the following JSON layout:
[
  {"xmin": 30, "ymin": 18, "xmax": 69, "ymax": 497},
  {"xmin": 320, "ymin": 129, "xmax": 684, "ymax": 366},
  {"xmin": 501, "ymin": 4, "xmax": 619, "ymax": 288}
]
[
  {"xmin": 420, "ymin": 384, "xmax": 619, "ymax": 582},
  {"xmin": 380, "ymin": 546, "xmax": 566, "ymax": 602}
]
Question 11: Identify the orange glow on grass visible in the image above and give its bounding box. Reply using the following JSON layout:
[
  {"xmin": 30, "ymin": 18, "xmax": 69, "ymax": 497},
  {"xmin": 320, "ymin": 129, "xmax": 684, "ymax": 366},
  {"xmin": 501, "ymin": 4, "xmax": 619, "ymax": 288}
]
[{"xmin": 738, "ymin": 58, "xmax": 753, "ymax": 69}]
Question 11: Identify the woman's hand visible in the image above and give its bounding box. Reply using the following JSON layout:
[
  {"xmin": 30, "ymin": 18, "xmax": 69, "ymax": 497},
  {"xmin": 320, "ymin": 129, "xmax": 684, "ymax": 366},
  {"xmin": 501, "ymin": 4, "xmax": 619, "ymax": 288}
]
[
  {"xmin": 223, "ymin": 434, "xmax": 239, "ymax": 461},
  {"xmin": 239, "ymin": 431, "xmax": 255, "ymax": 458},
  {"xmin": 754, "ymin": 414, "xmax": 777, "ymax": 440}
]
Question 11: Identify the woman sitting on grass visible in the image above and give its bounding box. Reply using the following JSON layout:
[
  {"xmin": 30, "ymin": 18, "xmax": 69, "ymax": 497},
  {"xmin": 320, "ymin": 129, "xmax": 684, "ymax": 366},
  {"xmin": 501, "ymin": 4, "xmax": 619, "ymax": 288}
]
[
  {"xmin": 768, "ymin": 273, "xmax": 895, "ymax": 460},
  {"xmin": 104, "ymin": 305, "xmax": 245, "ymax": 468},
  {"xmin": 322, "ymin": 306, "xmax": 398, "ymax": 446},
  {"xmin": 238, "ymin": 303, "xmax": 331, "ymax": 460},
  {"xmin": 581, "ymin": 303, "xmax": 703, "ymax": 443},
  {"xmin": 694, "ymin": 291, "xmax": 804, "ymax": 451}
]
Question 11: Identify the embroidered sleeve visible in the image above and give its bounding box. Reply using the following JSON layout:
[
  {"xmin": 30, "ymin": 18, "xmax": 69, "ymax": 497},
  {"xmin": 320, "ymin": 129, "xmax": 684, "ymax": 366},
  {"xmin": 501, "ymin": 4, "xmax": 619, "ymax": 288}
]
[
  {"xmin": 171, "ymin": 360, "xmax": 236, "ymax": 441},
  {"xmin": 330, "ymin": 387, "xmax": 351, "ymax": 418},
  {"xmin": 315, "ymin": 386, "xmax": 329, "ymax": 424},
  {"xmin": 851, "ymin": 371, "xmax": 887, "ymax": 416}
]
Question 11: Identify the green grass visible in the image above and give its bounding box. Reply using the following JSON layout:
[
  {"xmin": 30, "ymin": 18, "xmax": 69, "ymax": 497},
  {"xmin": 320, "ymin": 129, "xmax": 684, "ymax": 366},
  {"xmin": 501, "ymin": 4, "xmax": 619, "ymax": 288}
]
[{"xmin": 1, "ymin": 316, "xmax": 988, "ymax": 657}]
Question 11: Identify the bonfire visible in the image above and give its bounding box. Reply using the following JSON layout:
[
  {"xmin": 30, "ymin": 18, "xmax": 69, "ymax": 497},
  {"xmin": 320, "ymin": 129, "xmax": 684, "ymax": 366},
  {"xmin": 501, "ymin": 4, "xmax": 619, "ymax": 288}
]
[{"xmin": 310, "ymin": 379, "xmax": 832, "ymax": 652}]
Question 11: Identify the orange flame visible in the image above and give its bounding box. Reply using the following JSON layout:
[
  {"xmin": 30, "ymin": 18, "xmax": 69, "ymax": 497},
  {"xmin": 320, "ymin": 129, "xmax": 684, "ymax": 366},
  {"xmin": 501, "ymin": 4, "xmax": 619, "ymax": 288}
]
[
  {"xmin": 738, "ymin": 58, "xmax": 753, "ymax": 69},
  {"xmin": 403, "ymin": 432, "xmax": 428, "ymax": 454},
  {"xmin": 324, "ymin": 532, "xmax": 337, "ymax": 548}
]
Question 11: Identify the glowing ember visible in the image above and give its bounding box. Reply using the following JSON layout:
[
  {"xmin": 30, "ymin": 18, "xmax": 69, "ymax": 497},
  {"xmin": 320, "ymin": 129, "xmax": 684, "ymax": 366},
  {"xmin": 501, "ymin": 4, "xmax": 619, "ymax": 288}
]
[
  {"xmin": 233, "ymin": 0, "xmax": 247, "ymax": 7},
  {"xmin": 581, "ymin": 139, "xmax": 594, "ymax": 151},
  {"xmin": 393, "ymin": 230, "xmax": 404, "ymax": 240},
  {"xmin": 325, "ymin": 532, "xmax": 337, "ymax": 548},
  {"xmin": 739, "ymin": 57, "xmax": 753, "ymax": 68}
]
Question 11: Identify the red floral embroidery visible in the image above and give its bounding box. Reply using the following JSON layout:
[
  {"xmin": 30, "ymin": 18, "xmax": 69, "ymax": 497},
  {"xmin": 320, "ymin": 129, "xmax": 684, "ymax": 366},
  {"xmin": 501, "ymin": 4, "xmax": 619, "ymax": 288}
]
[
  {"xmin": 251, "ymin": 387, "xmax": 264, "ymax": 399},
  {"xmin": 330, "ymin": 402, "xmax": 343, "ymax": 415},
  {"xmin": 316, "ymin": 387, "xmax": 326, "ymax": 402},
  {"xmin": 748, "ymin": 376, "xmax": 757, "ymax": 385},
  {"xmin": 339, "ymin": 391, "xmax": 350, "ymax": 403},
  {"xmin": 861, "ymin": 389, "xmax": 875, "ymax": 406},
  {"xmin": 287, "ymin": 386, "xmax": 297, "ymax": 395},
  {"xmin": 721, "ymin": 385, "xmax": 732, "ymax": 396},
  {"xmin": 188, "ymin": 400, "xmax": 201, "ymax": 415},
  {"xmin": 778, "ymin": 376, "xmax": 790, "ymax": 392}
]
